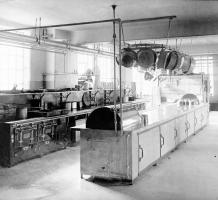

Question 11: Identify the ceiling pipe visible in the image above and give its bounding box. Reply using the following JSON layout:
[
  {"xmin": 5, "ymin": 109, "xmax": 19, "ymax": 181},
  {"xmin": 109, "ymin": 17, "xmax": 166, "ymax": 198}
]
[
  {"xmin": 0, "ymin": 15, "xmax": 177, "ymax": 55},
  {"xmin": 0, "ymin": 18, "xmax": 121, "ymax": 32},
  {"xmin": 0, "ymin": 41, "xmax": 66, "ymax": 54},
  {"xmin": 121, "ymin": 15, "xmax": 176, "ymax": 24},
  {"xmin": 0, "ymin": 31, "xmax": 114, "ymax": 56}
]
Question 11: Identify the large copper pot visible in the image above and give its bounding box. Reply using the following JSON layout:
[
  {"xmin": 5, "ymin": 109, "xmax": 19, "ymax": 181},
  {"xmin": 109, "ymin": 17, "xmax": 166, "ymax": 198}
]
[
  {"xmin": 157, "ymin": 49, "xmax": 168, "ymax": 69},
  {"xmin": 116, "ymin": 48, "xmax": 137, "ymax": 68},
  {"xmin": 165, "ymin": 51, "xmax": 179, "ymax": 70},
  {"xmin": 137, "ymin": 48, "xmax": 156, "ymax": 70}
]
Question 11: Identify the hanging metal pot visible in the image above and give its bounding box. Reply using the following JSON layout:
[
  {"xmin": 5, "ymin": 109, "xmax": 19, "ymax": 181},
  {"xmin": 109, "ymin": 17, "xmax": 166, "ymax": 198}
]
[
  {"xmin": 181, "ymin": 55, "xmax": 192, "ymax": 74},
  {"xmin": 116, "ymin": 48, "xmax": 137, "ymax": 68},
  {"xmin": 165, "ymin": 50, "xmax": 179, "ymax": 70},
  {"xmin": 175, "ymin": 52, "xmax": 183, "ymax": 69},
  {"xmin": 157, "ymin": 49, "xmax": 169, "ymax": 69},
  {"xmin": 82, "ymin": 92, "xmax": 91, "ymax": 108},
  {"xmin": 144, "ymin": 71, "xmax": 154, "ymax": 80},
  {"xmin": 137, "ymin": 48, "xmax": 156, "ymax": 70}
]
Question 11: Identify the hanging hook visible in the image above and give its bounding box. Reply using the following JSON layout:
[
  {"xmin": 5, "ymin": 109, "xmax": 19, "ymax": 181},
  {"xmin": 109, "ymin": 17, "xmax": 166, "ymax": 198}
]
[
  {"xmin": 34, "ymin": 18, "xmax": 38, "ymax": 43},
  {"xmin": 166, "ymin": 18, "xmax": 172, "ymax": 47}
]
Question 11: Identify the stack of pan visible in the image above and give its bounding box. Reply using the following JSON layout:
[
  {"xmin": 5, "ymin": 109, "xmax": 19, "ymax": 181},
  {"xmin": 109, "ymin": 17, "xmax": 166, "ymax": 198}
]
[
  {"xmin": 117, "ymin": 47, "xmax": 193, "ymax": 75},
  {"xmin": 116, "ymin": 47, "xmax": 156, "ymax": 70},
  {"xmin": 156, "ymin": 49, "xmax": 193, "ymax": 74}
]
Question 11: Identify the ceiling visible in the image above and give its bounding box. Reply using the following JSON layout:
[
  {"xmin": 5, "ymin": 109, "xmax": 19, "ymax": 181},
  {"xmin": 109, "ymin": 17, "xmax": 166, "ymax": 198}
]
[
  {"xmin": 0, "ymin": 0, "xmax": 218, "ymax": 30},
  {"xmin": 1, "ymin": 0, "xmax": 218, "ymax": 49}
]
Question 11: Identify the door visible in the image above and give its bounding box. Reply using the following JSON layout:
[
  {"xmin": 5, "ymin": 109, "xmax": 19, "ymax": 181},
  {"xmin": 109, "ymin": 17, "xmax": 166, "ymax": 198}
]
[
  {"xmin": 138, "ymin": 127, "xmax": 160, "ymax": 173},
  {"xmin": 160, "ymin": 120, "xmax": 176, "ymax": 156},
  {"xmin": 194, "ymin": 108, "xmax": 202, "ymax": 132},
  {"xmin": 186, "ymin": 112, "xmax": 195, "ymax": 136},
  {"xmin": 175, "ymin": 115, "xmax": 187, "ymax": 144}
]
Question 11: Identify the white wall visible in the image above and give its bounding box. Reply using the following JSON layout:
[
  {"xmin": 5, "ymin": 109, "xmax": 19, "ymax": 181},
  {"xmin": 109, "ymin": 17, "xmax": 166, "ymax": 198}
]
[{"xmin": 30, "ymin": 50, "xmax": 46, "ymax": 89}]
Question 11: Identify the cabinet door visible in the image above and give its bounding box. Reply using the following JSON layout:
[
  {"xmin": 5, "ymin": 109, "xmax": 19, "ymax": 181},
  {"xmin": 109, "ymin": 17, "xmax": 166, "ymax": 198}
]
[
  {"xmin": 194, "ymin": 109, "xmax": 202, "ymax": 132},
  {"xmin": 201, "ymin": 106, "xmax": 209, "ymax": 127},
  {"xmin": 160, "ymin": 120, "xmax": 176, "ymax": 156},
  {"xmin": 138, "ymin": 127, "xmax": 160, "ymax": 173},
  {"xmin": 186, "ymin": 112, "xmax": 195, "ymax": 136},
  {"xmin": 175, "ymin": 115, "xmax": 187, "ymax": 144}
]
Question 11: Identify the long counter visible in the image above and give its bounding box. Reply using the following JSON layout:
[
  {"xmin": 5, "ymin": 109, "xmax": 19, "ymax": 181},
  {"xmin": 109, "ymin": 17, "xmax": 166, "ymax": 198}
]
[{"xmin": 80, "ymin": 103, "xmax": 209, "ymax": 183}]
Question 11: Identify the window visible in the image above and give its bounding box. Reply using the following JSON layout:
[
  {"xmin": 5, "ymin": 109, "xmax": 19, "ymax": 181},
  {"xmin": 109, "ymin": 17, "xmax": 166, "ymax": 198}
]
[
  {"xmin": 193, "ymin": 56, "xmax": 214, "ymax": 96},
  {"xmin": 0, "ymin": 45, "xmax": 30, "ymax": 90},
  {"xmin": 77, "ymin": 53, "xmax": 94, "ymax": 75},
  {"xmin": 97, "ymin": 55, "xmax": 113, "ymax": 82}
]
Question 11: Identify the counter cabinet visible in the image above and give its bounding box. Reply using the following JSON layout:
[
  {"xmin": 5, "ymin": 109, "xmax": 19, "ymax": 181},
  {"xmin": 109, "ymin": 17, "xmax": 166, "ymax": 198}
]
[{"xmin": 80, "ymin": 104, "xmax": 209, "ymax": 183}]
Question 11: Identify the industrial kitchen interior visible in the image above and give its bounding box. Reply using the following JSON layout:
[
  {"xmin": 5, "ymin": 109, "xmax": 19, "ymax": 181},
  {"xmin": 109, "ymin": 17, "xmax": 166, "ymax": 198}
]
[{"xmin": 0, "ymin": 0, "xmax": 218, "ymax": 199}]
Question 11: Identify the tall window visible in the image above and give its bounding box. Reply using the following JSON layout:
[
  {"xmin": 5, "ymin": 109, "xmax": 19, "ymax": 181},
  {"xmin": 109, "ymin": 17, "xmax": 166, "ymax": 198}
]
[
  {"xmin": 77, "ymin": 53, "xmax": 94, "ymax": 75},
  {"xmin": 97, "ymin": 55, "xmax": 113, "ymax": 82},
  {"xmin": 193, "ymin": 56, "xmax": 214, "ymax": 96},
  {"xmin": 0, "ymin": 45, "xmax": 30, "ymax": 90}
]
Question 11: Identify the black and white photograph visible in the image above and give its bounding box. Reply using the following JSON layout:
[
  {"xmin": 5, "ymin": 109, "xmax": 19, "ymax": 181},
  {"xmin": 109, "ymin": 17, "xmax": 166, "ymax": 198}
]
[{"xmin": 0, "ymin": 0, "xmax": 217, "ymax": 199}]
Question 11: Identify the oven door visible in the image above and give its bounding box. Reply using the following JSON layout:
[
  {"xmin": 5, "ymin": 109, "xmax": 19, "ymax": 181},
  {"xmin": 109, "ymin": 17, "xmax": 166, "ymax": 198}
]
[
  {"xmin": 13, "ymin": 123, "xmax": 38, "ymax": 149},
  {"xmin": 38, "ymin": 121, "xmax": 56, "ymax": 143}
]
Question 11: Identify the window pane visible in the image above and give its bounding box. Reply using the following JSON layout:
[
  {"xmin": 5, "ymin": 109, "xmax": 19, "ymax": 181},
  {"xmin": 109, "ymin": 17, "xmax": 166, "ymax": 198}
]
[
  {"xmin": 0, "ymin": 45, "xmax": 30, "ymax": 90},
  {"xmin": 193, "ymin": 56, "xmax": 214, "ymax": 96}
]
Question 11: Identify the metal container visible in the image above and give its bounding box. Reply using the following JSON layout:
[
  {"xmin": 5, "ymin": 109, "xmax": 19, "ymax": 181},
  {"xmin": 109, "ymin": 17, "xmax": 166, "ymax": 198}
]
[
  {"xmin": 86, "ymin": 106, "xmax": 143, "ymax": 131},
  {"xmin": 165, "ymin": 51, "xmax": 179, "ymax": 70},
  {"xmin": 157, "ymin": 49, "xmax": 168, "ymax": 69},
  {"xmin": 181, "ymin": 55, "xmax": 192, "ymax": 74},
  {"xmin": 16, "ymin": 105, "xmax": 27, "ymax": 120},
  {"xmin": 137, "ymin": 48, "xmax": 156, "ymax": 69},
  {"xmin": 117, "ymin": 48, "xmax": 137, "ymax": 68}
]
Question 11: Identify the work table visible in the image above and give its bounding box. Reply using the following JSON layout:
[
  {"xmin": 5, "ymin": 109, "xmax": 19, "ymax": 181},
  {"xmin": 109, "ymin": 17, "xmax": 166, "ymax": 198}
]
[{"xmin": 80, "ymin": 103, "xmax": 209, "ymax": 183}]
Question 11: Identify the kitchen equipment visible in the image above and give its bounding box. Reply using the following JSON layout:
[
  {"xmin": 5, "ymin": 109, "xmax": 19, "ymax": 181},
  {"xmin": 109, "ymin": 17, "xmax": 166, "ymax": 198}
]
[
  {"xmin": 175, "ymin": 52, "xmax": 183, "ymax": 69},
  {"xmin": 86, "ymin": 106, "xmax": 143, "ymax": 131},
  {"xmin": 181, "ymin": 55, "xmax": 192, "ymax": 74},
  {"xmin": 86, "ymin": 107, "xmax": 121, "ymax": 130},
  {"xmin": 117, "ymin": 48, "xmax": 137, "ymax": 68},
  {"xmin": 144, "ymin": 71, "xmax": 154, "ymax": 80},
  {"xmin": 65, "ymin": 102, "xmax": 72, "ymax": 111},
  {"xmin": 0, "ymin": 117, "xmax": 67, "ymax": 167},
  {"xmin": 28, "ymin": 108, "xmax": 69, "ymax": 118},
  {"xmin": 137, "ymin": 48, "xmax": 156, "ymax": 69},
  {"xmin": 0, "ymin": 104, "xmax": 16, "ymax": 121},
  {"xmin": 16, "ymin": 105, "xmax": 27, "ymax": 120},
  {"xmin": 157, "ymin": 49, "xmax": 168, "ymax": 69},
  {"xmin": 94, "ymin": 91, "xmax": 104, "ymax": 106},
  {"xmin": 82, "ymin": 92, "xmax": 91, "ymax": 108},
  {"xmin": 165, "ymin": 51, "xmax": 178, "ymax": 70},
  {"xmin": 29, "ymin": 99, "xmax": 41, "ymax": 110}
]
